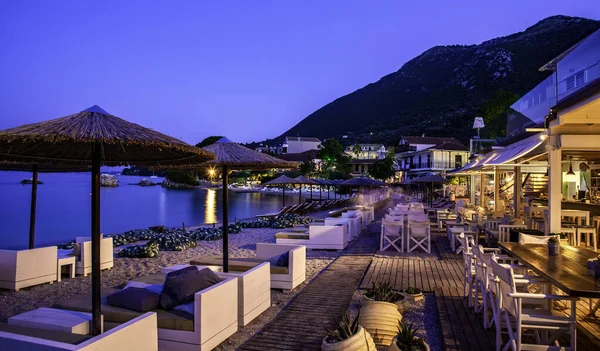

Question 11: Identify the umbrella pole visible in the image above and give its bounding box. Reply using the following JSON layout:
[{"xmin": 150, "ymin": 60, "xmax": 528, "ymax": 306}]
[
  {"xmin": 319, "ymin": 185, "xmax": 322, "ymax": 200},
  {"xmin": 222, "ymin": 166, "xmax": 229, "ymax": 273},
  {"xmin": 310, "ymin": 185, "xmax": 313, "ymax": 201},
  {"xmin": 28, "ymin": 164, "xmax": 39, "ymax": 249},
  {"xmin": 282, "ymin": 185, "xmax": 285, "ymax": 207},
  {"xmin": 91, "ymin": 143, "xmax": 102, "ymax": 336},
  {"xmin": 299, "ymin": 185, "xmax": 302, "ymax": 205}
]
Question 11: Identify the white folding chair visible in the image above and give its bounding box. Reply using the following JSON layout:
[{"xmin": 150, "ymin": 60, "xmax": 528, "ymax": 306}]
[
  {"xmin": 456, "ymin": 233, "xmax": 476, "ymax": 307},
  {"xmin": 490, "ymin": 259, "xmax": 578, "ymax": 351},
  {"xmin": 380, "ymin": 218, "xmax": 404, "ymax": 252},
  {"xmin": 407, "ymin": 220, "xmax": 430, "ymax": 253}
]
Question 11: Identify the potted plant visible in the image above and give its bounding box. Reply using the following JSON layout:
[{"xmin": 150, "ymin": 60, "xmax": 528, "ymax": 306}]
[
  {"xmin": 403, "ymin": 287, "xmax": 424, "ymax": 302},
  {"xmin": 548, "ymin": 236, "xmax": 560, "ymax": 256},
  {"xmin": 388, "ymin": 323, "xmax": 430, "ymax": 351},
  {"xmin": 359, "ymin": 283, "xmax": 403, "ymax": 346},
  {"xmin": 361, "ymin": 281, "xmax": 410, "ymax": 313},
  {"xmin": 322, "ymin": 310, "xmax": 376, "ymax": 351}
]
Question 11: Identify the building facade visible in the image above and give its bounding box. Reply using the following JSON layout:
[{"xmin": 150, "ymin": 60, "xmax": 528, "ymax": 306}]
[
  {"xmin": 282, "ymin": 136, "xmax": 321, "ymax": 154},
  {"xmin": 395, "ymin": 136, "xmax": 469, "ymax": 179}
]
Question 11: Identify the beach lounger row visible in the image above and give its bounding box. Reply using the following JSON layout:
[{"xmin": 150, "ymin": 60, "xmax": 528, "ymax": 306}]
[{"xmin": 255, "ymin": 197, "xmax": 355, "ymax": 218}]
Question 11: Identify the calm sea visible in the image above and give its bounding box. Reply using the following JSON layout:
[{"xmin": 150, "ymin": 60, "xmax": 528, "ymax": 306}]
[{"xmin": 0, "ymin": 171, "xmax": 299, "ymax": 249}]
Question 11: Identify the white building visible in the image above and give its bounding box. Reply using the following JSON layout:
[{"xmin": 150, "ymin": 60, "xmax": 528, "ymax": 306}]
[
  {"xmin": 395, "ymin": 136, "xmax": 469, "ymax": 179},
  {"xmin": 282, "ymin": 136, "xmax": 321, "ymax": 154}
]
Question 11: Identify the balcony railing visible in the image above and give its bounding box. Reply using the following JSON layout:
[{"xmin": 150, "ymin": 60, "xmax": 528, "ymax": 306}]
[{"xmin": 399, "ymin": 161, "xmax": 463, "ymax": 170}]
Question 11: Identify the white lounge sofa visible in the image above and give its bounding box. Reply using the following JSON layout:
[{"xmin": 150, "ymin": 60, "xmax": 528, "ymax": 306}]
[
  {"xmin": 0, "ymin": 312, "xmax": 158, "ymax": 350},
  {"xmin": 59, "ymin": 237, "xmax": 114, "ymax": 276},
  {"xmin": 255, "ymin": 243, "xmax": 305, "ymax": 292},
  {"xmin": 54, "ymin": 276, "xmax": 238, "ymax": 351},
  {"xmin": 0, "ymin": 246, "xmax": 57, "ymax": 291},
  {"xmin": 215, "ymin": 262, "xmax": 271, "ymax": 326},
  {"xmin": 191, "ymin": 243, "xmax": 306, "ymax": 293},
  {"xmin": 341, "ymin": 210, "xmax": 363, "ymax": 238},
  {"xmin": 324, "ymin": 218, "xmax": 352, "ymax": 244},
  {"xmin": 276, "ymin": 225, "xmax": 347, "ymax": 250}
]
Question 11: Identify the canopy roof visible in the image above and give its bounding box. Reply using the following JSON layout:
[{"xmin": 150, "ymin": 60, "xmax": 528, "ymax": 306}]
[
  {"xmin": 198, "ymin": 137, "xmax": 296, "ymax": 170},
  {"xmin": 263, "ymin": 174, "xmax": 301, "ymax": 185},
  {"xmin": 448, "ymin": 134, "xmax": 546, "ymax": 175},
  {"xmin": 0, "ymin": 105, "xmax": 213, "ymax": 167}
]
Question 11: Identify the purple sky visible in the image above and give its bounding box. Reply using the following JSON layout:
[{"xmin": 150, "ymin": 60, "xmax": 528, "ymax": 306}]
[{"xmin": 1, "ymin": 1, "xmax": 599, "ymax": 145}]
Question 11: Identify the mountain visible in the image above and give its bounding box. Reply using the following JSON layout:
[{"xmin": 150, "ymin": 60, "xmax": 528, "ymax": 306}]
[{"xmin": 270, "ymin": 15, "xmax": 600, "ymax": 146}]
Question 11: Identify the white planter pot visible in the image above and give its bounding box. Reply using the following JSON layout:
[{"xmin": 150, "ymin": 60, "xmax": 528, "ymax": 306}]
[
  {"xmin": 321, "ymin": 326, "xmax": 377, "ymax": 351},
  {"xmin": 359, "ymin": 301, "xmax": 403, "ymax": 346},
  {"xmin": 387, "ymin": 336, "xmax": 430, "ymax": 351}
]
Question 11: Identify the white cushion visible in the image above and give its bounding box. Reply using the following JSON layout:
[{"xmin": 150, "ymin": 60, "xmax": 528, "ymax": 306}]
[{"xmin": 518, "ymin": 233, "xmax": 556, "ymax": 245}]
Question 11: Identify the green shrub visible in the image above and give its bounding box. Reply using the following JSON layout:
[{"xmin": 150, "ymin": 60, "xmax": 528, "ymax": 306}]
[{"xmin": 165, "ymin": 170, "xmax": 199, "ymax": 186}]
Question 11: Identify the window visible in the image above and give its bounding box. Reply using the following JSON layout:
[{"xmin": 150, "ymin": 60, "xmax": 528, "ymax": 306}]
[
  {"xmin": 427, "ymin": 154, "xmax": 431, "ymax": 168},
  {"xmin": 455, "ymin": 155, "xmax": 463, "ymax": 169},
  {"xmin": 565, "ymin": 70, "xmax": 586, "ymax": 91},
  {"xmin": 418, "ymin": 156, "xmax": 422, "ymax": 168}
]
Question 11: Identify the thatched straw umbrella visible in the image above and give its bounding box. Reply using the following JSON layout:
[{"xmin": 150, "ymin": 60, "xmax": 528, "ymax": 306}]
[
  {"xmin": 0, "ymin": 105, "xmax": 214, "ymax": 336},
  {"xmin": 264, "ymin": 175, "xmax": 301, "ymax": 206},
  {"xmin": 195, "ymin": 137, "xmax": 295, "ymax": 272},
  {"xmin": 0, "ymin": 161, "xmax": 89, "ymax": 249},
  {"xmin": 294, "ymin": 175, "xmax": 319, "ymax": 202}
]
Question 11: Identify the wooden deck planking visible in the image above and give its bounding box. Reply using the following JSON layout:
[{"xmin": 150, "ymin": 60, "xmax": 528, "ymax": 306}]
[{"xmin": 239, "ymin": 255, "xmax": 372, "ymax": 351}]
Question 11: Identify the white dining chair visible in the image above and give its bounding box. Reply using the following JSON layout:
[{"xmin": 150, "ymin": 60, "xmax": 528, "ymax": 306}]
[
  {"xmin": 380, "ymin": 218, "xmax": 404, "ymax": 253},
  {"xmin": 490, "ymin": 259, "xmax": 578, "ymax": 351},
  {"xmin": 407, "ymin": 221, "xmax": 430, "ymax": 254}
]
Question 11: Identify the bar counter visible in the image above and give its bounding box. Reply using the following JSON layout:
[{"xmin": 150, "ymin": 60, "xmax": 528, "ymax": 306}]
[{"xmin": 534, "ymin": 198, "xmax": 600, "ymax": 217}]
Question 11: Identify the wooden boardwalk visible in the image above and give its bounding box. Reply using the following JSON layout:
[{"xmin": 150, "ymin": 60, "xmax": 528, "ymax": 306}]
[
  {"xmin": 239, "ymin": 201, "xmax": 600, "ymax": 350},
  {"xmin": 361, "ymin": 231, "xmax": 600, "ymax": 350},
  {"xmin": 238, "ymin": 255, "xmax": 373, "ymax": 351}
]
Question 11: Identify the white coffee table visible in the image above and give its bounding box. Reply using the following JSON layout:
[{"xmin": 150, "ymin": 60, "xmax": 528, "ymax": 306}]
[
  {"xmin": 57, "ymin": 255, "xmax": 76, "ymax": 282},
  {"xmin": 161, "ymin": 264, "xmax": 222, "ymax": 274},
  {"xmin": 8, "ymin": 308, "xmax": 102, "ymax": 335}
]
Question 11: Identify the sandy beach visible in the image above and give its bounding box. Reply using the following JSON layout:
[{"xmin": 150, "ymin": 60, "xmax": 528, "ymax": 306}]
[{"xmin": 0, "ymin": 225, "xmax": 341, "ymax": 350}]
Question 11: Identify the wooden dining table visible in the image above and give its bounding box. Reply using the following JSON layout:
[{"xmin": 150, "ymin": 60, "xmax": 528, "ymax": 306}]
[
  {"xmin": 498, "ymin": 242, "xmax": 600, "ymax": 298},
  {"xmin": 499, "ymin": 241, "xmax": 600, "ymax": 317}
]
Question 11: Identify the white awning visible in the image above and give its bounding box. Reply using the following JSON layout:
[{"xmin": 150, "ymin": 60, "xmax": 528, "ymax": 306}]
[{"xmin": 483, "ymin": 134, "xmax": 545, "ymax": 166}]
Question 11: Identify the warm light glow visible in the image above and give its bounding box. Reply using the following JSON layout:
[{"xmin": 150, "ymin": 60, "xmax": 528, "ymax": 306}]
[
  {"xmin": 539, "ymin": 133, "xmax": 548, "ymax": 141},
  {"xmin": 207, "ymin": 167, "xmax": 216, "ymax": 181},
  {"xmin": 205, "ymin": 189, "xmax": 216, "ymax": 224}
]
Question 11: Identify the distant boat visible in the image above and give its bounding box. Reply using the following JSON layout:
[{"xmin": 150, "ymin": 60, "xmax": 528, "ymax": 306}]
[
  {"xmin": 21, "ymin": 179, "xmax": 43, "ymax": 185},
  {"xmin": 150, "ymin": 171, "xmax": 158, "ymax": 178}
]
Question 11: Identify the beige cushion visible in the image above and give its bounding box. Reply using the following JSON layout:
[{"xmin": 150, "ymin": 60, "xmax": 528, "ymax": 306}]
[
  {"xmin": 275, "ymin": 232, "xmax": 309, "ymax": 240},
  {"xmin": 190, "ymin": 255, "xmax": 289, "ymax": 274},
  {"xmin": 53, "ymin": 288, "xmax": 193, "ymax": 331},
  {"xmin": 0, "ymin": 322, "xmax": 92, "ymax": 345}
]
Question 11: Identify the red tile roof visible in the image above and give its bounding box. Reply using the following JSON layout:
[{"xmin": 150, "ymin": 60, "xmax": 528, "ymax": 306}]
[{"xmin": 400, "ymin": 136, "xmax": 467, "ymax": 151}]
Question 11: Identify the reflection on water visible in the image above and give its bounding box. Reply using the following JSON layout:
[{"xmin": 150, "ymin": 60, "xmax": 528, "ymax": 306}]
[
  {"xmin": 0, "ymin": 171, "xmax": 301, "ymax": 249},
  {"xmin": 205, "ymin": 189, "xmax": 216, "ymax": 224}
]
